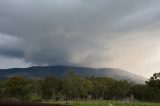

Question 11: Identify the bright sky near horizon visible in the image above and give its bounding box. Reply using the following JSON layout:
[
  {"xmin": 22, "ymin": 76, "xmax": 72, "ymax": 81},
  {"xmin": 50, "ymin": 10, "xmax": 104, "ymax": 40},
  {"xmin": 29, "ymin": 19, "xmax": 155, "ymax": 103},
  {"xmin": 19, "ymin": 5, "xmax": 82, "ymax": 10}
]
[{"xmin": 0, "ymin": 0, "xmax": 160, "ymax": 78}]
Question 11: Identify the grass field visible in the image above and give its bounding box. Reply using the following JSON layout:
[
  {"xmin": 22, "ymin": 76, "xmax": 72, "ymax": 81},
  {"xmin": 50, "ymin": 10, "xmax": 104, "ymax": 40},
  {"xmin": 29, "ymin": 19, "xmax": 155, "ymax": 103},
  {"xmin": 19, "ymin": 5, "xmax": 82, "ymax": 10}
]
[
  {"xmin": 0, "ymin": 102, "xmax": 67, "ymax": 106},
  {"xmin": 54, "ymin": 100, "xmax": 160, "ymax": 106}
]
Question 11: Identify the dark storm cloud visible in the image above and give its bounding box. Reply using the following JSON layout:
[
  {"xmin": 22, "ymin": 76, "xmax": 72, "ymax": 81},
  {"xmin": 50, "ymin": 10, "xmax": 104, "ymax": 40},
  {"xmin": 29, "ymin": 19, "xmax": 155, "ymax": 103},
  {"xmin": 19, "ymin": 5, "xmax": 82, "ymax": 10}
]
[
  {"xmin": 0, "ymin": 34, "xmax": 24, "ymax": 58},
  {"xmin": 0, "ymin": 0, "xmax": 160, "ymax": 68}
]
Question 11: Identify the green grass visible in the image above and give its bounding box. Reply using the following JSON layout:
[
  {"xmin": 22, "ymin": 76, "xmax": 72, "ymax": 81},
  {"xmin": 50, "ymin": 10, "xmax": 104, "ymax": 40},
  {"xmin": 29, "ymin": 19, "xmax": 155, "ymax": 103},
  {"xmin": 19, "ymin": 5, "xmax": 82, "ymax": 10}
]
[{"xmin": 53, "ymin": 100, "xmax": 160, "ymax": 106}]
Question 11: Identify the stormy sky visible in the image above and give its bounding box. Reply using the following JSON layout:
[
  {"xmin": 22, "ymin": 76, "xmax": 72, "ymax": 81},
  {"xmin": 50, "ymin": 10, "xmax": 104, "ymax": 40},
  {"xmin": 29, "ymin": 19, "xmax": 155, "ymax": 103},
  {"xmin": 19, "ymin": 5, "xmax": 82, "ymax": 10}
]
[{"xmin": 0, "ymin": 0, "xmax": 160, "ymax": 78}]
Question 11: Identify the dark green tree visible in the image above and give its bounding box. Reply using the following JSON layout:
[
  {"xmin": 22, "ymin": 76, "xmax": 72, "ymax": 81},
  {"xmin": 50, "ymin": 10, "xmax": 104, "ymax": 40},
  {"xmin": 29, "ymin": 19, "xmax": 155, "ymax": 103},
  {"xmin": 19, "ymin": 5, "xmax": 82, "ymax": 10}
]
[
  {"xmin": 146, "ymin": 72, "xmax": 160, "ymax": 88},
  {"xmin": 4, "ymin": 76, "xmax": 30, "ymax": 101},
  {"xmin": 146, "ymin": 72, "xmax": 160, "ymax": 101},
  {"xmin": 41, "ymin": 75, "xmax": 62, "ymax": 100},
  {"xmin": 28, "ymin": 80, "xmax": 42, "ymax": 102},
  {"xmin": 109, "ymin": 80, "xmax": 131, "ymax": 100},
  {"xmin": 0, "ymin": 81, "xmax": 5, "ymax": 100},
  {"xmin": 127, "ymin": 84, "xmax": 148, "ymax": 101}
]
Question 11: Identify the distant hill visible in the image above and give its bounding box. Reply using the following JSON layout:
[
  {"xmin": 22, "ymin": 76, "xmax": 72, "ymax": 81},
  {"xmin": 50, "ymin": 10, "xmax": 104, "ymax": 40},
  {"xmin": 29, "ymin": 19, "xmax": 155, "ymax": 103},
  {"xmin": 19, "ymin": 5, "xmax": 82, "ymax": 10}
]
[{"xmin": 0, "ymin": 65, "xmax": 146, "ymax": 83}]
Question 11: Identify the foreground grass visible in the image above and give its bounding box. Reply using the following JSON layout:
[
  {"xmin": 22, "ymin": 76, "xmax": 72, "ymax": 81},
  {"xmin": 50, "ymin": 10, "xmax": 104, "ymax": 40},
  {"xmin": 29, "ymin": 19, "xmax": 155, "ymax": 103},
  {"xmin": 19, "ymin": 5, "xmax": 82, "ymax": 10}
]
[{"xmin": 54, "ymin": 100, "xmax": 160, "ymax": 106}]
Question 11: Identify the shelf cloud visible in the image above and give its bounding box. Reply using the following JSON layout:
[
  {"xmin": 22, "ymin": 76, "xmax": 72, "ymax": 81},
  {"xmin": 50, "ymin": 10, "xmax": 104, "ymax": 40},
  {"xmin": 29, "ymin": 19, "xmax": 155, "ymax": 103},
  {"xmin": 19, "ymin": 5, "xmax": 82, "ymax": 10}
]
[{"xmin": 0, "ymin": 0, "xmax": 160, "ymax": 77}]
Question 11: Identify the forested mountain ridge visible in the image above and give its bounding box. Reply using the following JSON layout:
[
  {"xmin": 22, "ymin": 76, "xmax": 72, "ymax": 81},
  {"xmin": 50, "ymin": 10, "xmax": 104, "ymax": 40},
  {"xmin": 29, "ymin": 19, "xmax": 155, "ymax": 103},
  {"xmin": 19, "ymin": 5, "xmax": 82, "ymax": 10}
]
[{"xmin": 0, "ymin": 65, "xmax": 146, "ymax": 83}]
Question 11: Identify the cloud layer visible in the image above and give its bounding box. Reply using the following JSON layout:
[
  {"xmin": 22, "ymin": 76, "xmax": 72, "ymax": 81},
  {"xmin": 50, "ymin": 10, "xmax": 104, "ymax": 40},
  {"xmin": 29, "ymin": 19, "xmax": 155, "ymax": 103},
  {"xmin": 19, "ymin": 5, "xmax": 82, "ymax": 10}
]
[{"xmin": 1, "ymin": 0, "xmax": 160, "ymax": 77}]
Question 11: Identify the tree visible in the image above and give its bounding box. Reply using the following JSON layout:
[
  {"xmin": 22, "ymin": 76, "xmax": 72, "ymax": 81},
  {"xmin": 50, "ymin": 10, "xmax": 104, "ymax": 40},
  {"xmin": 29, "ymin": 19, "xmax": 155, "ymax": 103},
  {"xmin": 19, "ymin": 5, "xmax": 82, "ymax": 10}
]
[
  {"xmin": 146, "ymin": 72, "xmax": 160, "ymax": 101},
  {"xmin": 4, "ymin": 76, "xmax": 30, "ymax": 101},
  {"xmin": 41, "ymin": 75, "xmax": 62, "ymax": 100},
  {"xmin": 28, "ymin": 79, "xmax": 42, "ymax": 102},
  {"xmin": 127, "ymin": 84, "xmax": 148, "ymax": 101},
  {"xmin": 0, "ymin": 81, "xmax": 5, "ymax": 100},
  {"xmin": 64, "ymin": 71, "xmax": 80, "ymax": 100},
  {"xmin": 109, "ymin": 80, "xmax": 131, "ymax": 100},
  {"xmin": 90, "ymin": 77, "xmax": 114, "ymax": 100},
  {"xmin": 146, "ymin": 72, "xmax": 160, "ymax": 88},
  {"xmin": 79, "ymin": 78, "xmax": 93, "ymax": 99}
]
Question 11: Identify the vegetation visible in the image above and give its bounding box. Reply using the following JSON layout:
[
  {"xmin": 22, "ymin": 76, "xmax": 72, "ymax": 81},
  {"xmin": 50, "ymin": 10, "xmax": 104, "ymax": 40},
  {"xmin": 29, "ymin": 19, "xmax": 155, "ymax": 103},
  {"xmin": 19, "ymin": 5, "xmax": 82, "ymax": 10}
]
[
  {"xmin": 0, "ymin": 71, "xmax": 160, "ymax": 104},
  {"xmin": 68, "ymin": 101, "xmax": 160, "ymax": 106}
]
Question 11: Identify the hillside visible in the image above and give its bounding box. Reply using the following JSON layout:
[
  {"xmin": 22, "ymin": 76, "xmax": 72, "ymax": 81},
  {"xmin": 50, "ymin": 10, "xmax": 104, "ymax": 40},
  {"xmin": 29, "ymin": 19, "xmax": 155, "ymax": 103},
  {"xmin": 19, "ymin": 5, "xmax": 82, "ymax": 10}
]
[{"xmin": 0, "ymin": 65, "xmax": 146, "ymax": 83}]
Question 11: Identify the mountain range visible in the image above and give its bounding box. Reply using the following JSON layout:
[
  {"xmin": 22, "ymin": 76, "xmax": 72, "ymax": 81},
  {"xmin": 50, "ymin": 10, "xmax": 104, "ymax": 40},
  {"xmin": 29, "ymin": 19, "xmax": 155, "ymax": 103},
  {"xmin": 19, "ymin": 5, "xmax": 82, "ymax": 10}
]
[{"xmin": 0, "ymin": 65, "xmax": 147, "ymax": 83}]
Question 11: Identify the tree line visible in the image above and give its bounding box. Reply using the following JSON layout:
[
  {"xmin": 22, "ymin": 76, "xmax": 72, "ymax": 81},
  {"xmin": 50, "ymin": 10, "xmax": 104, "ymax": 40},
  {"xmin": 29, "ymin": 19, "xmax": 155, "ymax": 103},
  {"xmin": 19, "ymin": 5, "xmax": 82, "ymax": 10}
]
[{"xmin": 0, "ymin": 71, "xmax": 160, "ymax": 102}]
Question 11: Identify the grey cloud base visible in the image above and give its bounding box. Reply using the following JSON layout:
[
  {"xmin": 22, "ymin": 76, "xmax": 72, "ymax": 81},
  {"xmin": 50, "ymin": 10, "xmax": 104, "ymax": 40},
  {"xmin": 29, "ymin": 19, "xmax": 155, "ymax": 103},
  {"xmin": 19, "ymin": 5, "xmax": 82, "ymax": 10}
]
[{"xmin": 0, "ymin": 0, "xmax": 160, "ymax": 77}]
